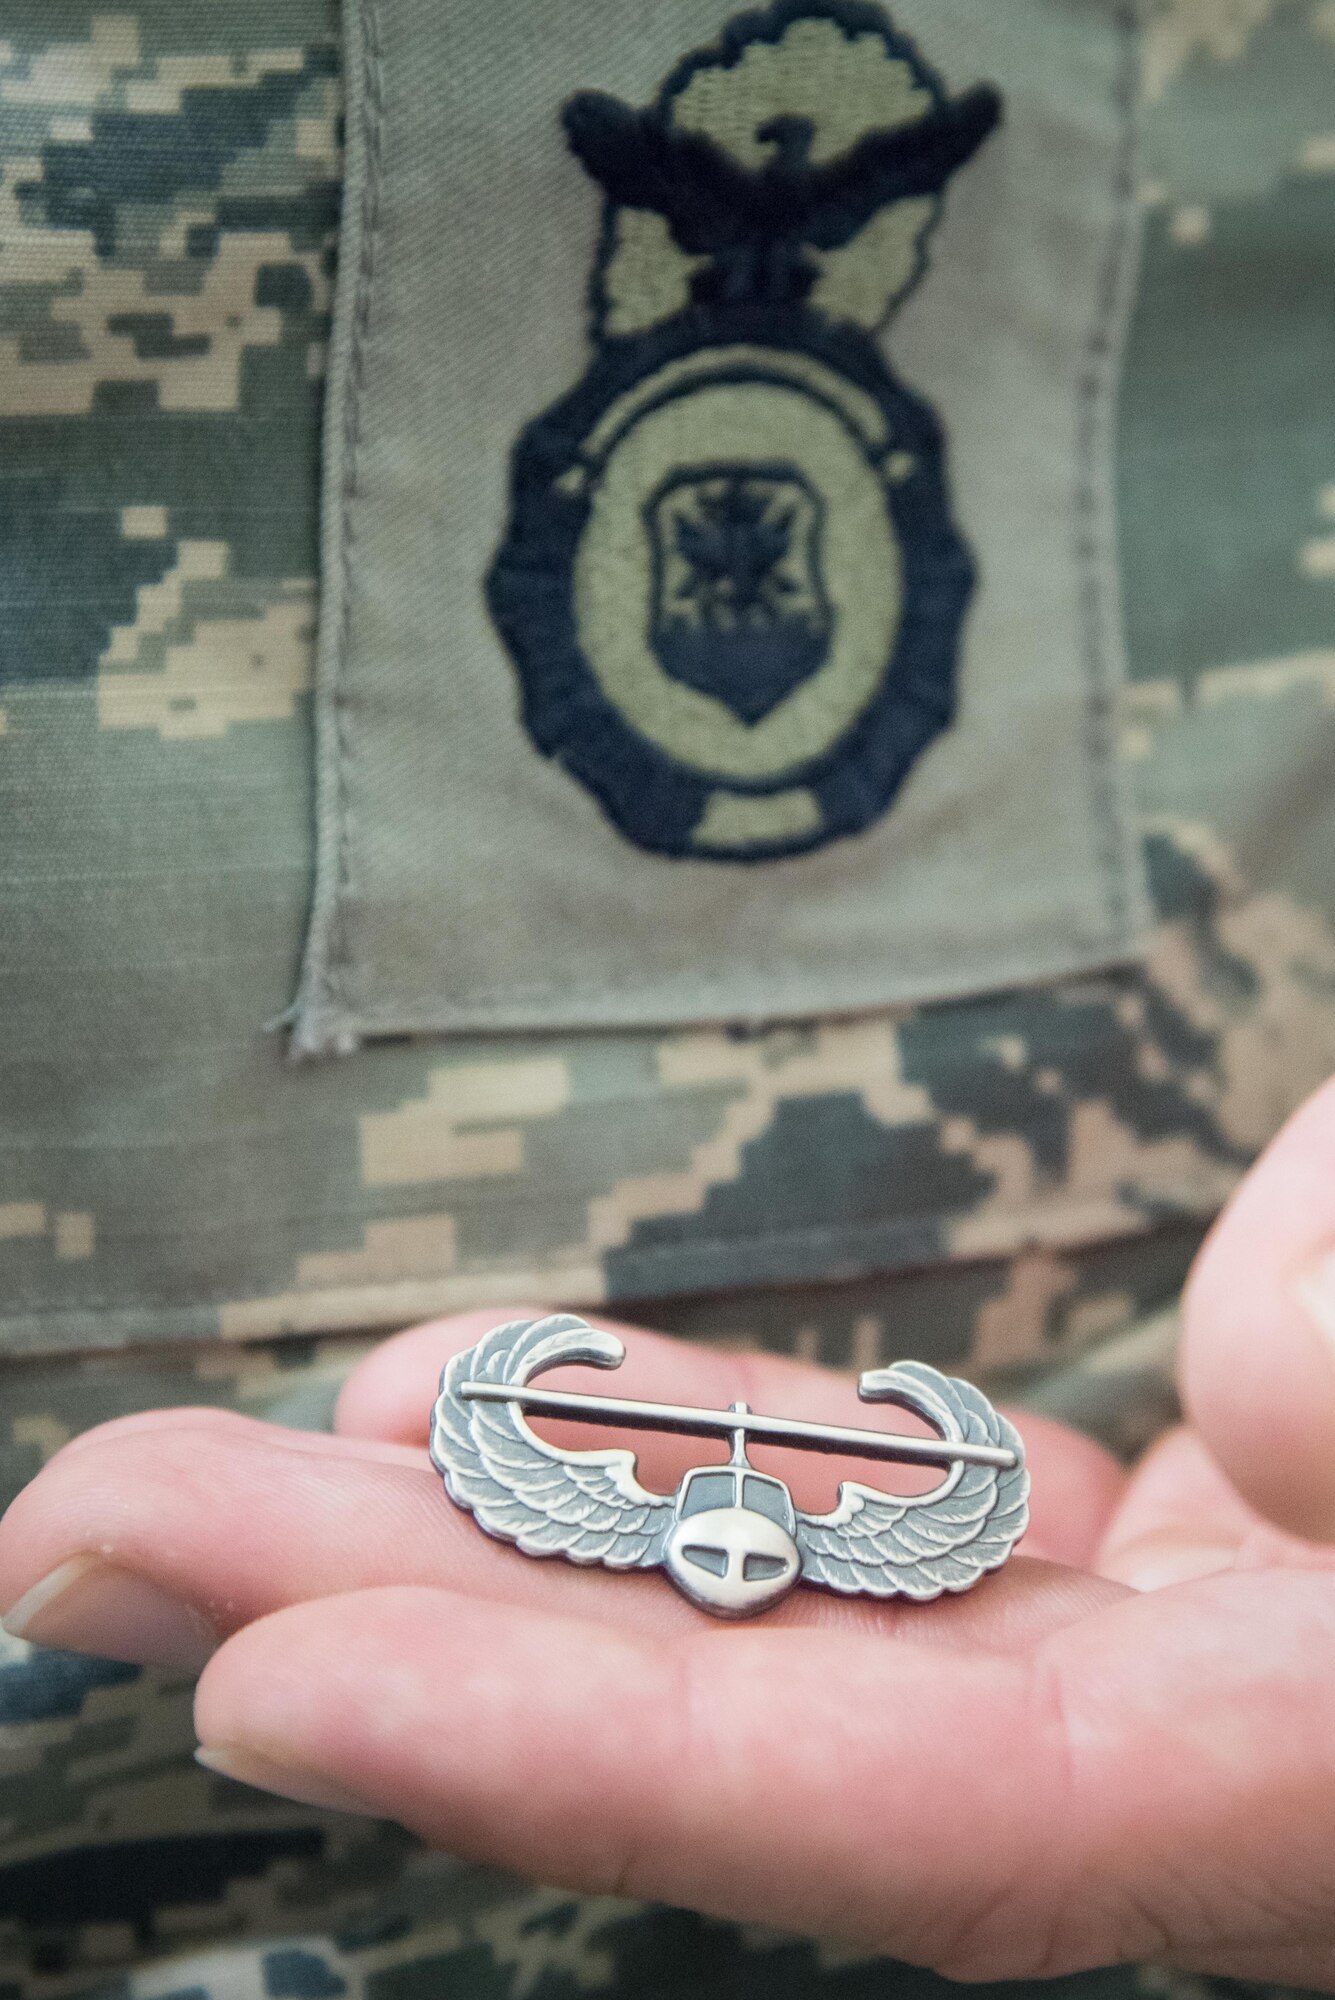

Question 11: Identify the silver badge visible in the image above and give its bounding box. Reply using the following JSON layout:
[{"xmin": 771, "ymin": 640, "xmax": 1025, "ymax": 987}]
[{"xmin": 430, "ymin": 1315, "xmax": 1028, "ymax": 1618}]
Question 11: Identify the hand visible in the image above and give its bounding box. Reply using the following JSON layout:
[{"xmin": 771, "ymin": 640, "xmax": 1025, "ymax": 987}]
[{"xmin": 9, "ymin": 1081, "xmax": 1335, "ymax": 1987}]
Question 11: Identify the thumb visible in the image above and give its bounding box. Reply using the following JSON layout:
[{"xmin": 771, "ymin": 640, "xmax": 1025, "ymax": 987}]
[{"xmin": 1181, "ymin": 1070, "xmax": 1335, "ymax": 1542}]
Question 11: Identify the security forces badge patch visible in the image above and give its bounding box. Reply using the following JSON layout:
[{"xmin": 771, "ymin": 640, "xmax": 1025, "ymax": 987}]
[{"xmin": 487, "ymin": 0, "xmax": 1002, "ymax": 861}]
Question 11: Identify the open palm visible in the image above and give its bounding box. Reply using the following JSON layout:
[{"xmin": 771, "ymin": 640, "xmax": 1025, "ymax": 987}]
[{"xmin": 8, "ymin": 1079, "xmax": 1335, "ymax": 1988}]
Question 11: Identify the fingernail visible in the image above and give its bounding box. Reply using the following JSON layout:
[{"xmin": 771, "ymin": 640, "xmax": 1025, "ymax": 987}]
[
  {"xmin": 195, "ymin": 1745, "xmax": 379, "ymax": 1817},
  {"xmin": 2, "ymin": 1556, "xmax": 217, "ymax": 1671},
  {"xmin": 1101, "ymin": 1533, "xmax": 1236, "ymax": 1592}
]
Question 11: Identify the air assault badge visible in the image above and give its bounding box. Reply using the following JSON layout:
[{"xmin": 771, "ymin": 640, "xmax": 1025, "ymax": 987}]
[
  {"xmin": 431, "ymin": 1315, "xmax": 1029, "ymax": 1618},
  {"xmin": 487, "ymin": 0, "xmax": 1001, "ymax": 860}
]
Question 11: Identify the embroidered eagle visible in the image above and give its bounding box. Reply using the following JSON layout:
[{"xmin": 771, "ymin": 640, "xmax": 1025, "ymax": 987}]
[{"xmin": 562, "ymin": 85, "xmax": 1001, "ymax": 305}]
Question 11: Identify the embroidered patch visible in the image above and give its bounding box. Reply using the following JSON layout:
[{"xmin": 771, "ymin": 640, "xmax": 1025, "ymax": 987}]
[
  {"xmin": 487, "ymin": 0, "xmax": 1000, "ymax": 861},
  {"xmin": 296, "ymin": 0, "xmax": 1149, "ymax": 1044}
]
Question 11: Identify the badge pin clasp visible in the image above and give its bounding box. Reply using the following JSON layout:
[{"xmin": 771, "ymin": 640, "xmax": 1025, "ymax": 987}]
[{"xmin": 430, "ymin": 1315, "xmax": 1028, "ymax": 1618}]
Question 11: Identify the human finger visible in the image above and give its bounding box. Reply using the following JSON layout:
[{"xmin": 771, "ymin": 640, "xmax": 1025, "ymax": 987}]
[
  {"xmin": 334, "ymin": 1308, "xmax": 1127, "ymax": 1565},
  {"xmin": 1096, "ymin": 1424, "xmax": 1335, "ymax": 1589},
  {"xmin": 0, "ymin": 1407, "xmax": 1121, "ymax": 1669},
  {"xmin": 192, "ymin": 1567, "xmax": 1335, "ymax": 1983},
  {"xmin": 1181, "ymin": 1071, "xmax": 1335, "ymax": 1539},
  {"xmin": 192, "ymin": 1583, "xmax": 1071, "ymax": 1972}
]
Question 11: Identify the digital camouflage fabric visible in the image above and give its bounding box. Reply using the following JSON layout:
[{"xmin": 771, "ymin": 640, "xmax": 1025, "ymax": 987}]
[
  {"xmin": 4, "ymin": 0, "xmax": 1335, "ymax": 1369},
  {"xmin": 0, "ymin": 0, "xmax": 1333, "ymax": 1993}
]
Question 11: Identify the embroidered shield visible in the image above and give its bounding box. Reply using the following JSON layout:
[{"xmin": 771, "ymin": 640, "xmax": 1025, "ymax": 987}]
[
  {"xmin": 486, "ymin": 0, "xmax": 1001, "ymax": 861},
  {"xmin": 646, "ymin": 465, "xmax": 832, "ymax": 724}
]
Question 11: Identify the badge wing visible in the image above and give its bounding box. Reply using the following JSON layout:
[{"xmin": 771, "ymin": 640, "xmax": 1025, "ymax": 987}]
[
  {"xmin": 430, "ymin": 1314, "xmax": 675, "ymax": 1569},
  {"xmin": 794, "ymin": 1360, "xmax": 1029, "ymax": 1600}
]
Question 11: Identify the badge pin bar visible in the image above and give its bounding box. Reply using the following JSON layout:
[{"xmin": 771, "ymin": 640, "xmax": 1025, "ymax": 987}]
[
  {"xmin": 432, "ymin": 1315, "xmax": 1029, "ymax": 1618},
  {"xmin": 460, "ymin": 1380, "xmax": 1018, "ymax": 1470}
]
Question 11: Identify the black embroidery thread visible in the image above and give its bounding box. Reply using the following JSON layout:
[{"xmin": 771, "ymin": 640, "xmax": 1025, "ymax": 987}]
[
  {"xmin": 487, "ymin": 0, "xmax": 1001, "ymax": 861},
  {"xmin": 565, "ymin": 68, "xmax": 999, "ymax": 318},
  {"xmin": 646, "ymin": 461, "xmax": 832, "ymax": 724}
]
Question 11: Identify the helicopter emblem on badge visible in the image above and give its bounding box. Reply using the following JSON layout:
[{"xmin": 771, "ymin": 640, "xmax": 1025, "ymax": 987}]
[
  {"xmin": 430, "ymin": 1315, "xmax": 1029, "ymax": 1617},
  {"xmin": 487, "ymin": 1, "xmax": 1002, "ymax": 862}
]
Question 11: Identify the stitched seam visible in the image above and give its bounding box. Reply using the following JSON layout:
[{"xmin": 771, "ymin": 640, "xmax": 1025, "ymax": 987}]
[
  {"xmin": 327, "ymin": 927, "xmax": 1149, "ymax": 1011},
  {"xmin": 330, "ymin": 0, "xmax": 383, "ymax": 1008},
  {"xmin": 1075, "ymin": 1, "xmax": 1142, "ymax": 946},
  {"xmin": 296, "ymin": 0, "xmax": 383, "ymax": 1042}
]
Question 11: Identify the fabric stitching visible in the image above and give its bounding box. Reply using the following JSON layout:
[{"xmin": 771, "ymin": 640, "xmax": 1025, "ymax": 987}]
[
  {"xmin": 332, "ymin": 0, "xmax": 385, "ymax": 1007},
  {"xmin": 316, "ymin": 923, "xmax": 1144, "ymax": 1011},
  {"xmin": 293, "ymin": 0, "xmax": 383, "ymax": 1050},
  {"xmin": 297, "ymin": 0, "xmax": 1150, "ymax": 1037},
  {"xmin": 488, "ymin": 6, "xmax": 997, "ymax": 860},
  {"xmin": 1075, "ymin": 1, "xmax": 1142, "ymax": 946},
  {"xmin": 487, "ymin": 308, "xmax": 977, "ymax": 860}
]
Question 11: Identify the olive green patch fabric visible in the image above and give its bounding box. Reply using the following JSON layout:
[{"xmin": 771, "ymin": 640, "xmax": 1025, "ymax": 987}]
[{"xmin": 294, "ymin": 0, "xmax": 1151, "ymax": 1049}]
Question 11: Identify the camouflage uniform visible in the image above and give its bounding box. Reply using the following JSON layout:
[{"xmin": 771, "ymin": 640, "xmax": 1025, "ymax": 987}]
[{"xmin": 1, "ymin": 0, "xmax": 1333, "ymax": 1992}]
